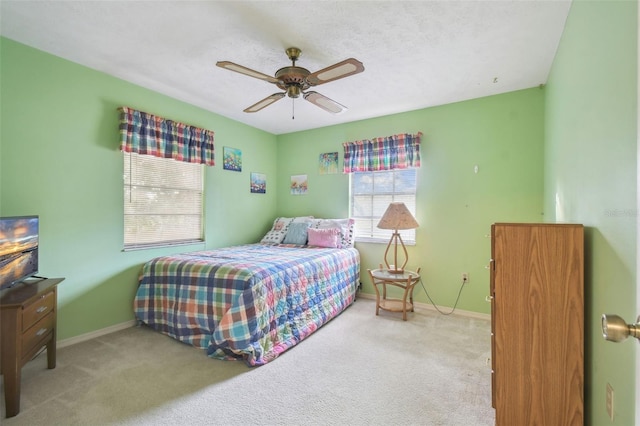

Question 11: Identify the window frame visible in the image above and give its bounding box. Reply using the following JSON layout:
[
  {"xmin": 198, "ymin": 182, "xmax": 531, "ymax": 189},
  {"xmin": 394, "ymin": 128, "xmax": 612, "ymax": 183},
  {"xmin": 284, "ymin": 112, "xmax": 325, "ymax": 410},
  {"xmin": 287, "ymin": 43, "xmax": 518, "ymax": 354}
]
[{"xmin": 349, "ymin": 168, "xmax": 418, "ymax": 245}]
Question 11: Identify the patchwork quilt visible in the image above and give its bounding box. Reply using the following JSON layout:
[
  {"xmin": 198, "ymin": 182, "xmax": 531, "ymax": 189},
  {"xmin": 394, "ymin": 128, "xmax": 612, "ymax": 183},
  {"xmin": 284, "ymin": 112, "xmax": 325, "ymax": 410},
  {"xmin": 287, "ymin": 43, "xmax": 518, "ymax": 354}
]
[{"xmin": 134, "ymin": 243, "xmax": 360, "ymax": 366}]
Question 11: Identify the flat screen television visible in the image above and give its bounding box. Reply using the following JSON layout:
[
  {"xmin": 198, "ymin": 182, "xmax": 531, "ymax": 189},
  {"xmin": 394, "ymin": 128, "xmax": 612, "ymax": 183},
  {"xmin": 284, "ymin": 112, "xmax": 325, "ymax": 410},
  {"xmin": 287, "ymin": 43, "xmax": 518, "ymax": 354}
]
[{"xmin": 0, "ymin": 215, "xmax": 39, "ymax": 290}]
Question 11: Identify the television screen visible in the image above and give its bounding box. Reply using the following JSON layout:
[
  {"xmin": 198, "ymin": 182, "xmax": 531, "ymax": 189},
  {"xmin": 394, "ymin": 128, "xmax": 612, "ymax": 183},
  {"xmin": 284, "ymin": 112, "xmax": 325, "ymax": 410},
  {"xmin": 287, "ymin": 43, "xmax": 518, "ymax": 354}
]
[{"xmin": 0, "ymin": 215, "xmax": 39, "ymax": 290}]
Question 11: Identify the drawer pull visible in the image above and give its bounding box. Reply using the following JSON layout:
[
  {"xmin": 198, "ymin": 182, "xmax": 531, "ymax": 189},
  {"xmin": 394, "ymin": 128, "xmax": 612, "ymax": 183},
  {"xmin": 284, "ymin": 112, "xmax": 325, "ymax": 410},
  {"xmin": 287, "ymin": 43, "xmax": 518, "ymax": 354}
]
[
  {"xmin": 36, "ymin": 306, "xmax": 48, "ymax": 314},
  {"xmin": 36, "ymin": 328, "xmax": 48, "ymax": 336}
]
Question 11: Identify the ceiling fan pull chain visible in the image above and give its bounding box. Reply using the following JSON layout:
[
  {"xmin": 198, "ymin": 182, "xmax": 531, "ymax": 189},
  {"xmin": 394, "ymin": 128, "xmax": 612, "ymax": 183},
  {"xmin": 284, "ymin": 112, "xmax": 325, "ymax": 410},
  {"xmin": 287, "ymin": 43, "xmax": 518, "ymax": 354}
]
[{"xmin": 292, "ymin": 98, "xmax": 295, "ymax": 120}]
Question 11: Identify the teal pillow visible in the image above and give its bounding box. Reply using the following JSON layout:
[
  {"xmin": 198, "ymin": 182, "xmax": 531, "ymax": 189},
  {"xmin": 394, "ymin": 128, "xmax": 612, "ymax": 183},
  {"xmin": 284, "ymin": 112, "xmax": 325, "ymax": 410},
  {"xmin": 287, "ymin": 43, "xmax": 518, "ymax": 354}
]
[{"xmin": 282, "ymin": 222, "xmax": 310, "ymax": 245}]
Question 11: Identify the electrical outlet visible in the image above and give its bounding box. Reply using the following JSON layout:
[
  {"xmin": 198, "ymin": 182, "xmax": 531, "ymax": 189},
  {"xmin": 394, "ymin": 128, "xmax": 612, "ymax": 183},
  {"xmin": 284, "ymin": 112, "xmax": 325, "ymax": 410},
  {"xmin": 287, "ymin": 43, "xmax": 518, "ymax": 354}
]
[
  {"xmin": 462, "ymin": 273, "xmax": 469, "ymax": 283},
  {"xmin": 606, "ymin": 383, "xmax": 614, "ymax": 421}
]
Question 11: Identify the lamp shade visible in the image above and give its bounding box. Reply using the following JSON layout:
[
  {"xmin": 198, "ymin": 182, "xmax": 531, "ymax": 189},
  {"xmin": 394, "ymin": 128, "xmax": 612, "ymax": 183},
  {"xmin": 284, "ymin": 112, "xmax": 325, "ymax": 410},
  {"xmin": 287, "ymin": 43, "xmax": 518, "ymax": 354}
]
[{"xmin": 377, "ymin": 202, "xmax": 419, "ymax": 230}]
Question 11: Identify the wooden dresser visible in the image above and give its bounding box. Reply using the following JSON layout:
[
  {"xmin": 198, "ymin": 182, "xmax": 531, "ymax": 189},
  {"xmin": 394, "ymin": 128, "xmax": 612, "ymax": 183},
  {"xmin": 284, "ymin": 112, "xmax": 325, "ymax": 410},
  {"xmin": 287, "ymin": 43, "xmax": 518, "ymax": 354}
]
[
  {"xmin": 490, "ymin": 224, "xmax": 583, "ymax": 425},
  {"xmin": 1, "ymin": 277, "xmax": 64, "ymax": 418}
]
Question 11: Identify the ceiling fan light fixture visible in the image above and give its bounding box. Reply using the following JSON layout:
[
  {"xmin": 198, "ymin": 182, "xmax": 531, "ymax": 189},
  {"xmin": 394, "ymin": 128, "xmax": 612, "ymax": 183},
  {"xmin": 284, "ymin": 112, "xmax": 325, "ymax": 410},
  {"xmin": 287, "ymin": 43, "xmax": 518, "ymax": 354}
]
[{"xmin": 287, "ymin": 85, "xmax": 302, "ymax": 98}]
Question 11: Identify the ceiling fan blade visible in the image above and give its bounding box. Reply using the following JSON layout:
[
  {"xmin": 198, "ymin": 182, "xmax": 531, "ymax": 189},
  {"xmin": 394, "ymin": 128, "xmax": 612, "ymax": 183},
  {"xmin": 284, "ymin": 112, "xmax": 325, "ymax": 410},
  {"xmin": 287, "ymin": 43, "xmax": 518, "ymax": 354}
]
[
  {"xmin": 244, "ymin": 93, "xmax": 286, "ymax": 113},
  {"xmin": 216, "ymin": 61, "xmax": 280, "ymax": 84},
  {"xmin": 303, "ymin": 91, "xmax": 347, "ymax": 114},
  {"xmin": 306, "ymin": 58, "xmax": 364, "ymax": 86}
]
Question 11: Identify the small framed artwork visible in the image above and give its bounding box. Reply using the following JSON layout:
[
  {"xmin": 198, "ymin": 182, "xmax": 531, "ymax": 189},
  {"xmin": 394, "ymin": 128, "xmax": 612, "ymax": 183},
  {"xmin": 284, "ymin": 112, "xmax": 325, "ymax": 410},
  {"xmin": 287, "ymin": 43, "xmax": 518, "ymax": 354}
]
[
  {"xmin": 223, "ymin": 146, "xmax": 242, "ymax": 172},
  {"xmin": 319, "ymin": 152, "xmax": 339, "ymax": 175},
  {"xmin": 290, "ymin": 174, "xmax": 308, "ymax": 195},
  {"xmin": 250, "ymin": 172, "xmax": 266, "ymax": 194}
]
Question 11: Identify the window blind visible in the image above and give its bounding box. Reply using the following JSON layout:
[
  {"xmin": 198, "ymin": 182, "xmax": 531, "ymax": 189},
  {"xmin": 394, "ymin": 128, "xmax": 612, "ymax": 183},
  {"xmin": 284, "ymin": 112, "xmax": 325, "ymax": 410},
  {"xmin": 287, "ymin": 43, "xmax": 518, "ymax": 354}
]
[
  {"xmin": 351, "ymin": 168, "xmax": 417, "ymax": 243},
  {"xmin": 123, "ymin": 152, "xmax": 203, "ymax": 249}
]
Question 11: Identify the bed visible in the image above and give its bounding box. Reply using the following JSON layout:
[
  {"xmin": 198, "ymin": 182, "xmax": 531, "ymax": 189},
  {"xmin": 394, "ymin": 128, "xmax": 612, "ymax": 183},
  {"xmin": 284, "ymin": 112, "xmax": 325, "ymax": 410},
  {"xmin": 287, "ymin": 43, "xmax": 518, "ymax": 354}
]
[{"xmin": 133, "ymin": 217, "xmax": 360, "ymax": 366}]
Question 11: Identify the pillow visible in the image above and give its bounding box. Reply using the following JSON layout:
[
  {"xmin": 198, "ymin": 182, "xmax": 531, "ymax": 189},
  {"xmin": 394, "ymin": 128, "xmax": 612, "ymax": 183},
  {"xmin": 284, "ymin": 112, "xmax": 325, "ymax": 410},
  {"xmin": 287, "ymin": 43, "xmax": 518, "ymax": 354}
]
[
  {"xmin": 307, "ymin": 227, "xmax": 341, "ymax": 248},
  {"xmin": 260, "ymin": 216, "xmax": 314, "ymax": 244},
  {"xmin": 260, "ymin": 217, "xmax": 294, "ymax": 244},
  {"xmin": 309, "ymin": 218, "xmax": 355, "ymax": 248},
  {"xmin": 282, "ymin": 222, "xmax": 310, "ymax": 245}
]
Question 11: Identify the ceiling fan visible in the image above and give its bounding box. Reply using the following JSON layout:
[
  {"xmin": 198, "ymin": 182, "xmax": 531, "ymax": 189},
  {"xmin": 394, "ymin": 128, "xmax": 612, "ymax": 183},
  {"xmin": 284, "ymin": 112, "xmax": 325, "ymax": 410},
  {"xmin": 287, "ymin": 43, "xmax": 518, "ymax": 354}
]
[{"xmin": 216, "ymin": 47, "xmax": 364, "ymax": 115}]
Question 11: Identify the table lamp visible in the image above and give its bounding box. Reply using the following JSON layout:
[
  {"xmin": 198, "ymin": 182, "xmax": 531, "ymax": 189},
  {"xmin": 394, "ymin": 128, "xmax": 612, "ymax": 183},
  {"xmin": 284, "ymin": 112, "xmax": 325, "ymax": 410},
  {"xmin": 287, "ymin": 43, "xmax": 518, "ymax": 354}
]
[{"xmin": 377, "ymin": 202, "xmax": 419, "ymax": 274}]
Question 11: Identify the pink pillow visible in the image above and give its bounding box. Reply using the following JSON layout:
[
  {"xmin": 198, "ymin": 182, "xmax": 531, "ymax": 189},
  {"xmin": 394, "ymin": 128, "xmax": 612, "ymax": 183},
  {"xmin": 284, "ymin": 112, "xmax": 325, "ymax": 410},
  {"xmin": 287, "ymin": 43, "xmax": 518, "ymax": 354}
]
[{"xmin": 307, "ymin": 227, "xmax": 340, "ymax": 248}]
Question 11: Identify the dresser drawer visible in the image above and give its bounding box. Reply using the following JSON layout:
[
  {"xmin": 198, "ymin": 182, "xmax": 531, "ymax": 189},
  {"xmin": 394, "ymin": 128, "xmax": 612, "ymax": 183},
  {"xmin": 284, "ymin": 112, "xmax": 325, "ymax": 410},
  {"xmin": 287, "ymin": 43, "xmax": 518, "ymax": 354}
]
[
  {"xmin": 22, "ymin": 290, "xmax": 54, "ymax": 332},
  {"xmin": 22, "ymin": 312, "xmax": 54, "ymax": 354}
]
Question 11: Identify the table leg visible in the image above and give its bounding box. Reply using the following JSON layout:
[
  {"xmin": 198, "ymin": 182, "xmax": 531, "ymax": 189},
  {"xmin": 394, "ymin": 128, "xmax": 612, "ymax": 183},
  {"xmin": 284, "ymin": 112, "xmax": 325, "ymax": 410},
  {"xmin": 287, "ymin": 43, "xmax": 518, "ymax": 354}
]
[
  {"xmin": 369, "ymin": 271, "xmax": 381, "ymax": 316},
  {"xmin": 409, "ymin": 280, "xmax": 416, "ymax": 312},
  {"xmin": 47, "ymin": 335, "xmax": 56, "ymax": 369},
  {"xmin": 402, "ymin": 284, "xmax": 410, "ymax": 321},
  {"xmin": 2, "ymin": 360, "xmax": 21, "ymax": 418}
]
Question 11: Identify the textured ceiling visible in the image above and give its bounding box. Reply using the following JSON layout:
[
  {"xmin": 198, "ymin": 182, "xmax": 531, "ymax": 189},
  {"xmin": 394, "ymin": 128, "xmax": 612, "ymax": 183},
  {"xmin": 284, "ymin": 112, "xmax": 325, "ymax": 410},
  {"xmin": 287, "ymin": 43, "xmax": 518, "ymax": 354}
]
[{"xmin": 1, "ymin": 0, "xmax": 572, "ymax": 135}]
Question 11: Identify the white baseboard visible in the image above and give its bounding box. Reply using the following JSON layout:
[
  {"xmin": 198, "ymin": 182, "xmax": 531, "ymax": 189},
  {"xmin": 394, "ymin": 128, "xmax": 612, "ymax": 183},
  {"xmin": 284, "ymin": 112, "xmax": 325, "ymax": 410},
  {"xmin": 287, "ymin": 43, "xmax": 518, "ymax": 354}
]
[
  {"xmin": 356, "ymin": 292, "xmax": 490, "ymax": 321},
  {"xmin": 57, "ymin": 320, "xmax": 137, "ymax": 348}
]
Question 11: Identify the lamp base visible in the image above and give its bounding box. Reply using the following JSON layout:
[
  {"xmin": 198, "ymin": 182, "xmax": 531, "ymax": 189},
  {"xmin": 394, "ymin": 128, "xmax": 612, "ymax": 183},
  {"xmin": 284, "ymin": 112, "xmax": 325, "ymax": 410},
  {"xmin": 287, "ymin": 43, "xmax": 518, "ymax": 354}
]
[{"xmin": 382, "ymin": 232, "xmax": 409, "ymax": 275}]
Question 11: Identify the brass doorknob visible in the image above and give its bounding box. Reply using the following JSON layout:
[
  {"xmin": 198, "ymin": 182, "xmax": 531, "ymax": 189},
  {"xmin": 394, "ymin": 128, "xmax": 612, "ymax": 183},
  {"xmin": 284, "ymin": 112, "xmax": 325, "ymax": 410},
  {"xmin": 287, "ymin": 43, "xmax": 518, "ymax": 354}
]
[{"xmin": 601, "ymin": 314, "xmax": 640, "ymax": 342}]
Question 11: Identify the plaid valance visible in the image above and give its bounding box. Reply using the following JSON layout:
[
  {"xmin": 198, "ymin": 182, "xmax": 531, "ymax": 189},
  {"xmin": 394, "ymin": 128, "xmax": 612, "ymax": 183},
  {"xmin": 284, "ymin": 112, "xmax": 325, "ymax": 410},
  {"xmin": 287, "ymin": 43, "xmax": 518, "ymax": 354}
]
[
  {"xmin": 343, "ymin": 132, "xmax": 422, "ymax": 173},
  {"xmin": 119, "ymin": 106, "xmax": 215, "ymax": 166}
]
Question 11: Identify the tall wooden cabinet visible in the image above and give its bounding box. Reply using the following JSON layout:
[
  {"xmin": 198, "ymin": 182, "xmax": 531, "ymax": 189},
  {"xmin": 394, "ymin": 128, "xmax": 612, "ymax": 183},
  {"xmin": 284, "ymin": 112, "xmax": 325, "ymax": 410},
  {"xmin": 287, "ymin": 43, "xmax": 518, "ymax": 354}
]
[{"xmin": 490, "ymin": 223, "xmax": 583, "ymax": 425}]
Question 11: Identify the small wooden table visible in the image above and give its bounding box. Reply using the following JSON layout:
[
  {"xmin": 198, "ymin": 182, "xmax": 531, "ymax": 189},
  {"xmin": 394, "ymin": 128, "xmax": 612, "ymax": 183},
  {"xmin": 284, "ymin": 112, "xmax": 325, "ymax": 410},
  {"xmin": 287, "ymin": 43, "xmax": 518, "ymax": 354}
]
[{"xmin": 368, "ymin": 268, "xmax": 421, "ymax": 321}]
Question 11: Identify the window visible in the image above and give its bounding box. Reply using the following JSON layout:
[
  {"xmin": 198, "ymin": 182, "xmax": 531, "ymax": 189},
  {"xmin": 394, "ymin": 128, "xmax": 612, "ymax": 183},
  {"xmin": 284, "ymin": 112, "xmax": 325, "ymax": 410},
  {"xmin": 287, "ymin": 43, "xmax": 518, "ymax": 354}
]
[
  {"xmin": 123, "ymin": 152, "xmax": 204, "ymax": 250},
  {"xmin": 350, "ymin": 168, "xmax": 417, "ymax": 243}
]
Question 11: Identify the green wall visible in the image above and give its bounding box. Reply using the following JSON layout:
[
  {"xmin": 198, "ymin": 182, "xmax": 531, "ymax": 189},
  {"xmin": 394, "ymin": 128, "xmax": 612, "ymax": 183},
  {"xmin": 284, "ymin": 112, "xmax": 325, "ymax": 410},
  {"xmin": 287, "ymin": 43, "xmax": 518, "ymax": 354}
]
[
  {"xmin": 277, "ymin": 88, "xmax": 545, "ymax": 314},
  {"xmin": 0, "ymin": 37, "xmax": 278, "ymax": 340},
  {"xmin": 544, "ymin": 0, "xmax": 637, "ymax": 424}
]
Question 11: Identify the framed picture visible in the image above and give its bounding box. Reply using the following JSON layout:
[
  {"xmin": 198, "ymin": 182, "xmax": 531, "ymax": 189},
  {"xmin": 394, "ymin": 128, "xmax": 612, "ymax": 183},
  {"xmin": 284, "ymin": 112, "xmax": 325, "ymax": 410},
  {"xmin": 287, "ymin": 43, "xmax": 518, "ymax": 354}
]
[
  {"xmin": 319, "ymin": 152, "xmax": 339, "ymax": 175},
  {"xmin": 290, "ymin": 174, "xmax": 308, "ymax": 195},
  {"xmin": 223, "ymin": 146, "xmax": 242, "ymax": 172},
  {"xmin": 250, "ymin": 172, "xmax": 266, "ymax": 194}
]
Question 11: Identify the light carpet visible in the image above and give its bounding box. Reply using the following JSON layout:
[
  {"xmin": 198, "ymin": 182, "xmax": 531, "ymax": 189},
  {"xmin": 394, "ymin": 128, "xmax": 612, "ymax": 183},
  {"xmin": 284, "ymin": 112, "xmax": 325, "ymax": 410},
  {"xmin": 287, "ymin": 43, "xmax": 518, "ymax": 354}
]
[{"xmin": 1, "ymin": 298, "xmax": 495, "ymax": 425}]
